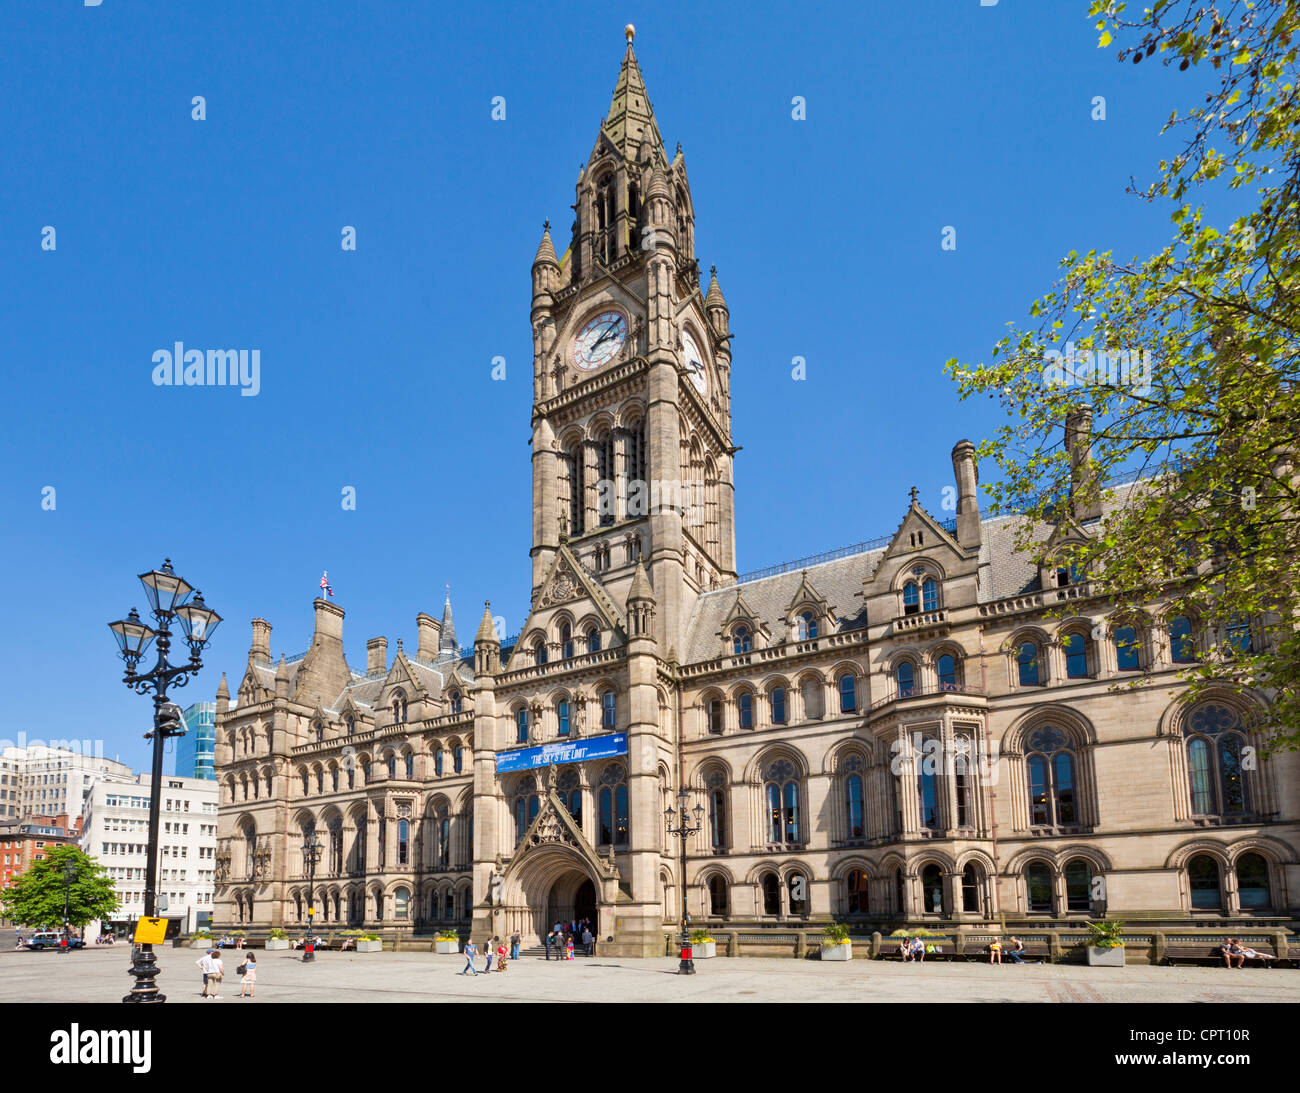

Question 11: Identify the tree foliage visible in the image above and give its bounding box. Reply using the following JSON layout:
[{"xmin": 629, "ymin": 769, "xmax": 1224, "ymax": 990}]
[
  {"xmin": 946, "ymin": 1, "xmax": 1300, "ymax": 747},
  {"xmin": 0, "ymin": 844, "xmax": 120, "ymax": 929}
]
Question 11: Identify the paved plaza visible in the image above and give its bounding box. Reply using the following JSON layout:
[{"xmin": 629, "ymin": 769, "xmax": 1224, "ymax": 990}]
[{"xmin": 1, "ymin": 940, "xmax": 1298, "ymax": 1004}]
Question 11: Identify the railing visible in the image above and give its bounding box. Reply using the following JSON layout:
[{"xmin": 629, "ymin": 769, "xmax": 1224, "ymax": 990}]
[
  {"xmin": 736, "ymin": 518, "xmax": 957, "ymax": 585},
  {"xmin": 869, "ymin": 682, "xmax": 986, "ymax": 712},
  {"xmin": 460, "ymin": 632, "xmax": 521, "ymax": 659},
  {"xmin": 893, "ymin": 609, "xmax": 949, "ymax": 633},
  {"xmin": 284, "ymin": 650, "xmax": 309, "ymax": 664}
]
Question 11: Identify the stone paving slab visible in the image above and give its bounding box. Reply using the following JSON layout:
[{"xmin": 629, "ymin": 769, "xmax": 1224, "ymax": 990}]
[{"xmin": 1, "ymin": 945, "xmax": 1298, "ymax": 1003}]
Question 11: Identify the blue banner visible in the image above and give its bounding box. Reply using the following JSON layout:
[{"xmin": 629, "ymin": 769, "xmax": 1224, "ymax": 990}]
[{"xmin": 495, "ymin": 733, "xmax": 628, "ymax": 773}]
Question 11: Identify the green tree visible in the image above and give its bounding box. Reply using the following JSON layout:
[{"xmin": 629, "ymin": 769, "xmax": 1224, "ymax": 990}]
[
  {"xmin": 0, "ymin": 845, "xmax": 120, "ymax": 930},
  {"xmin": 946, "ymin": 1, "xmax": 1299, "ymax": 747}
]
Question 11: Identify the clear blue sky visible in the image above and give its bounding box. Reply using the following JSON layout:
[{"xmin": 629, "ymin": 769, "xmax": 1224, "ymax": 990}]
[{"xmin": 0, "ymin": 1, "xmax": 1228, "ymax": 772}]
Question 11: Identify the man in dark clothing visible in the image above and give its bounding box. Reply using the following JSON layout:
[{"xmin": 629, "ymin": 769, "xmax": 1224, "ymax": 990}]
[
  {"xmin": 582, "ymin": 927, "xmax": 593, "ymax": 957},
  {"xmin": 544, "ymin": 930, "xmax": 553, "ymax": 960}
]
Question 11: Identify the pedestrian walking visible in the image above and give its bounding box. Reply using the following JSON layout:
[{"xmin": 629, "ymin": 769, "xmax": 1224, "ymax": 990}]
[
  {"xmin": 237, "ymin": 952, "xmax": 257, "ymax": 999},
  {"xmin": 582, "ymin": 927, "xmax": 593, "ymax": 957},
  {"xmin": 197, "ymin": 949, "xmax": 225, "ymax": 998},
  {"xmin": 482, "ymin": 937, "xmax": 495, "ymax": 973},
  {"xmin": 510, "ymin": 930, "xmax": 521, "ymax": 960},
  {"xmin": 544, "ymin": 930, "xmax": 553, "ymax": 960},
  {"xmin": 461, "ymin": 939, "xmax": 479, "ymax": 975}
]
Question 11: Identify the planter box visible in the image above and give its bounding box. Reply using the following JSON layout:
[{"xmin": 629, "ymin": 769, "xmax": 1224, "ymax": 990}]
[
  {"xmin": 435, "ymin": 939, "xmax": 460, "ymax": 954},
  {"xmin": 264, "ymin": 939, "xmax": 290, "ymax": 951},
  {"xmin": 1086, "ymin": 945, "xmax": 1125, "ymax": 967},
  {"xmin": 189, "ymin": 940, "xmax": 213, "ymax": 949},
  {"xmin": 692, "ymin": 941, "xmax": 716, "ymax": 959},
  {"xmin": 355, "ymin": 939, "xmax": 382, "ymax": 953},
  {"xmin": 821, "ymin": 942, "xmax": 852, "ymax": 961}
]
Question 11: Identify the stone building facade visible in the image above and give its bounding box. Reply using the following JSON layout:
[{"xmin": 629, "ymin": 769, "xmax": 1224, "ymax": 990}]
[{"xmin": 212, "ymin": 30, "xmax": 1298, "ymax": 955}]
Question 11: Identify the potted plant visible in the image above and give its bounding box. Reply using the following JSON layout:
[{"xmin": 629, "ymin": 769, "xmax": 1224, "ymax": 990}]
[
  {"xmin": 355, "ymin": 932, "xmax": 383, "ymax": 953},
  {"xmin": 821, "ymin": 922, "xmax": 852, "ymax": 961},
  {"xmin": 689, "ymin": 929, "xmax": 716, "ymax": 959},
  {"xmin": 435, "ymin": 929, "xmax": 461, "ymax": 955},
  {"xmin": 265, "ymin": 928, "xmax": 290, "ymax": 951},
  {"xmin": 188, "ymin": 930, "xmax": 213, "ymax": 950},
  {"xmin": 1084, "ymin": 919, "xmax": 1126, "ymax": 966}
]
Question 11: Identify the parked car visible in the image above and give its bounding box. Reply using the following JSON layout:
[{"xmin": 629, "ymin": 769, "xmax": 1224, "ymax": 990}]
[{"xmin": 25, "ymin": 931, "xmax": 85, "ymax": 951}]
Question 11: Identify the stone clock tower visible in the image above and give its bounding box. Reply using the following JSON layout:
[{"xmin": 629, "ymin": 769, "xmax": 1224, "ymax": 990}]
[{"xmin": 529, "ymin": 24, "xmax": 736, "ymax": 659}]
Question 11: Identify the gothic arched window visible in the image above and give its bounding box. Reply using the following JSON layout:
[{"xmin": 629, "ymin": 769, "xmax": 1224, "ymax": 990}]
[
  {"xmin": 764, "ymin": 759, "xmax": 800, "ymax": 845},
  {"xmin": 902, "ymin": 582, "xmax": 919, "ymax": 616},
  {"xmin": 706, "ymin": 771, "xmax": 727, "ymax": 849},
  {"xmin": 1063, "ymin": 858, "xmax": 1092, "ymax": 912},
  {"xmin": 920, "ymin": 864, "xmax": 943, "ymax": 914},
  {"xmin": 737, "ymin": 691, "xmax": 754, "ymax": 730},
  {"xmin": 896, "ymin": 660, "xmax": 916, "ymax": 699},
  {"xmin": 760, "ymin": 872, "xmax": 780, "ymax": 915},
  {"xmin": 1169, "ymin": 615, "xmax": 1197, "ymax": 663},
  {"xmin": 513, "ymin": 778, "xmax": 539, "ymax": 844},
  {"xmin": 515, "ymin": 707, "xmax": 529, "ymax": 744},
  {"xmin": 769, "ymin": 686, "xmax": 787, "ymax": 725},
  {"xmin": 434, "ymin": 748, "xmax": 444, "ymax": 777},
  {"xmin": 453, "ymin": 746, "xmax": 463, "ymax": 773},
  {"xmin": 922, "ymin": 578, "xmax": 939, "ymax": 612},
  {"xmin": 448, "ymin": 691, "xmax": 462, "ymax": 715},
  {"xmin": 557, "ymin": 699, "xmax": 571, "ymax": 737},
  {"xmin": 1025, "ymin": 862, "xmax": 1053, "ymax": 912},
  {"xmin": 1063, "ymin": 631, "xmax": 1089, "ymax": 678},
  {"xmin": 732, "ymin": 626, "xmax": 752, "ymax": 655},
  {"xmin": 587, "ymin": 627, "xmax": 601, "ymax": 654},
  {"xmin": 708, "ymin": 874, "xmax": 728, "ymax": 916},
  {"xmin": 598, "ymin": 764, "xmax": 628, "ymax": 845},
  {"xmin": 1114, "ymin": 625, "xmax": 1141, "ymax": 671},
  {"xmin": 560, "ymin": 623, "xmax": 573, "ymax": 660},
  {"xmin": 534, "ymin": 640, "xmax": 548, "ymax": 666},
  {"xmin": 1185, "ymin": 703, "xmax": 1249, "ymax": 816},
  {"xmin": 937, "ymin": 653, "xmax": 957, "ymax": 689},
  {"xmin": 393, "ymin": 695, "xmax": 408, "ymax": 724},
  {"xmin": 1236, "ymin": 853, "xmax": 1271, "ymax": 910},
  {"xmin": 838, "ymin": 673, "xmax": 857, "ymax": 713},
  {"xmin": 796, "ymin": 611, "xmax": 818, "ymax": 641},
  {"xmin": 846, "ymin": 868, "xmax": 869, "ymax": 914},
  {"xmin": 1017, "ymin": 641, "xmax": 1042, "ymax": 686},
  {"xmin": 600, "ymin": 689, "xmax": 616, "ymax": 730},
  {"xmin": 1188, "ymin": 854, "xmax": 1222, "ymax": 909},
  {"xmin": 1025, "ymin": 725, "xmax": 1077, "ymax": 827},
  {"xmin": 843, "ymin": 756, "xmax": 865, "ymax": 839},
  {"xmin": 961, "ymin": 863, "xmax": 982, "ymax": 913}
]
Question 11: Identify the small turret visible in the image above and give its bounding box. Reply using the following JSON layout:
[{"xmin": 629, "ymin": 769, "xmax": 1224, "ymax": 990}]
[
  {"xmin": 626, "ymin": 561, "xmax": 657, "ymax": 641},
  {"xmin": 216, "ymin": 672, "xmax": 230, "ymax": 715},
  {"xmin": 474, "ymin": 601, "xmax": 500, "ymax": 676},
  {"xmin": 274, "ymin": 654, "xmax": 289, "ymax": 700}
]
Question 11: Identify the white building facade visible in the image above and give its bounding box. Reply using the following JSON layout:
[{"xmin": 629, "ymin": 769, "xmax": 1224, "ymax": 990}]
[
  {"xmin": 0, "ymin": 744, "xmax": 135, "ymax": 824},
  {"xmin": 81, "ymin": 774, "xmax": 219, "ymax": 936}
]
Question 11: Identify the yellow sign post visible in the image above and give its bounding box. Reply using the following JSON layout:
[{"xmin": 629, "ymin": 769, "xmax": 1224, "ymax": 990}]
[{"xmin": 133, "ymin": 917, "xmax": 169, "ymax": 945}]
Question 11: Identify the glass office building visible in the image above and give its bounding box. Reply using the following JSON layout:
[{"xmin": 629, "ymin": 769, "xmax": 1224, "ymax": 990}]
[{"xmin": 176, "ymin": 702, "xmax": 217, "ymax": 781}]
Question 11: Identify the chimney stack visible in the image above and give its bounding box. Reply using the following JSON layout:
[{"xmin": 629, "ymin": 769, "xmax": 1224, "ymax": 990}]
[
  {"xmin": 366, "ymin": 637, "xmax": 388, "ymax": 677},
  {"xmin": 250, "ymin": 619, "xmax": 272, "ymax": 664},
  {"xmin": 950, "ymin": 439, "xmax": 981, "ymax": 549},
  {"xmin": 416, "ymin": 613, "xmax": 441, "ymax": 661},
  {"xmin": 1065, "ymin": 406, "xmax": 1102, "ymax": 521}
]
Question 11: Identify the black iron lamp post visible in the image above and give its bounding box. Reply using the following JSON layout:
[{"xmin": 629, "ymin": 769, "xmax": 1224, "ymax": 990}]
[
  {"xmin": 301, "ymin": 831, "xmax": 323, "ymax": 963},
  {"xmin": 60, "ymin": 862, "xmax": 76, "ymax": 953},
  {"xmin": 109, "ymin": 559, "xmax": 221, "ymax": 1003},
  {"xmin": 664, "ymin": 789, "xmax": 706, "ymax": 974}
]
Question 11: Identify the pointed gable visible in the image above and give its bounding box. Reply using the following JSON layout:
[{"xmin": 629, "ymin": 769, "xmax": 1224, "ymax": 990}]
[{"xmin": 532, "ymin": 543, "xmax": 625, "ymax": 632}]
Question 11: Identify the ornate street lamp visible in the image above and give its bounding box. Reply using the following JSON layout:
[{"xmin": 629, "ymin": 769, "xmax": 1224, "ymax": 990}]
[
  {"xmin": 664, "ymin": 789, "xmax": 706, "ymax": 975},
  {"xmin": 301, "ymin": 830, "xmax": 323, "ymax": 963},
  {"xmin": 108, "ymin": 559, "xmax": 220, "ymax": 1003}
]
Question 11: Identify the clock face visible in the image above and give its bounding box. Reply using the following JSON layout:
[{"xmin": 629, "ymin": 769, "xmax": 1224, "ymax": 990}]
[
  {"xmin": 572, "ymin": 310, "xmax": 628, "ymax": 370},
  {"xmin": 681, "ymin": 328, "xmax": 707, "ymax": 395}
]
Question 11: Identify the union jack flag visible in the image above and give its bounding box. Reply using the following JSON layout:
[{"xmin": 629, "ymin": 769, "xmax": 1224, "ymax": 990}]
[{"xmin": 320, "ymin": 572, "xmax": 333, "ymax": 598}]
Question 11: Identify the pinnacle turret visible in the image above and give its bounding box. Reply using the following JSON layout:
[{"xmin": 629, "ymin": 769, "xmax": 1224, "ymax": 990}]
[{"xmin": 439, "ymin": 588, "xmax": 458, "ymax": 655}]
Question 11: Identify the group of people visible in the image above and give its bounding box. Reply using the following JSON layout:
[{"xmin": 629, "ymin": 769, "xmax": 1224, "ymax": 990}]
[
  {"xmin": 216, "ymin": 935, "xmax": 246, "ymax": 949},
  {"xmin": 987, "ymin": 937, "xmax": 1029, "ymax": 964},
  {"xmin": 897, "ymin": 936, "xmax": 942, "ymax": 961},
  {"xmin": 1220, "ymin": 937, "xmax": 1275, "ymax": 967},
  {"xmin": 460, "ymin": 932, "xmax": 520, "ymax": 975},
  {"xmin": 546, "ymin": 919, "xmax": 594, "ymax": 960},
  {"xmin": 195, "ymin": 949, "xmax": 257, "ymax": 999}
]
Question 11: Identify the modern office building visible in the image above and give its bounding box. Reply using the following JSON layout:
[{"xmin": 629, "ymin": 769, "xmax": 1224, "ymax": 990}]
[
  {"xmin": 80, "ymin": 774, "xmax": 218, "ymax": 937},
  {"xmin": 176, "ymin": 702, "xmax": 218, "ymax": 781}
]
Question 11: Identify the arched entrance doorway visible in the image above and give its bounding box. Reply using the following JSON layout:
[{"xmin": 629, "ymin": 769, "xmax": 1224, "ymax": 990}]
[
  {"xmin": 545, "ymin": 871, "xmax": 596, "ymax": 933},
  {"xmin": 499, "ymin": 843, "xmax": 606, "ymax": 947}
]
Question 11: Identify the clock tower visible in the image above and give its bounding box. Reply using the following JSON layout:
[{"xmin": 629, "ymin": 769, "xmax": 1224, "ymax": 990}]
[{"xmin": 529, "ymin": 25, "xmax": 736, "ymax": 657}]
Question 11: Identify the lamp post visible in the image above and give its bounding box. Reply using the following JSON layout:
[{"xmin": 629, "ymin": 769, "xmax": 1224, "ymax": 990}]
[
  {"xmin": 109, "ymin": 559, "xmax": 221, "ymax": 1003},
  {"xmin": 664, "ymin": 788, "xmax": 705, "ymax": 975},
  {"xmin": 301, "ymin": 830, "xmax": 322, "ymax": 963},
  {"xmin": 61, "ymin": 862, "xmax": 76, "ymax": 954}
]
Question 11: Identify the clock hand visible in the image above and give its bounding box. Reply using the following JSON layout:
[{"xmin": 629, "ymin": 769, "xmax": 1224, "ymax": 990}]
[{"xmin": 592, "ymin": 322, "xmax": 620, "ymax": 349}]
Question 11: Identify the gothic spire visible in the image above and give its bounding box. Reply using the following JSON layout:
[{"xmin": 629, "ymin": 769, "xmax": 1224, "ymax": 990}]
[
  {"xmin": 439, "ymin": 585, "xmax": 458, "ymax": 655},
  {"xmin": 533, "ymin": 221, "xmax": 558, "ymax": 267},
  {"xmin": 705, "ymin": 266, "xmax": 727, "ymax": 311},
  {"xmin": 603, "ymin": 25, "xmax": 664, "ymax": 163}
]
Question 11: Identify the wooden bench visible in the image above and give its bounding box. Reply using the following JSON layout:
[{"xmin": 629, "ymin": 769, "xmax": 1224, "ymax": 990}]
[
  {"xmin": 885, "ymin": 935, "xmax": 960, "ymax": 961},
  {"xmin": 1162, "ymin": 935, "xmax": 1284, "ymax": 967},
  {"xmin": 963, "ymin": 934, "xmax": 1052, "ymax": 963}
]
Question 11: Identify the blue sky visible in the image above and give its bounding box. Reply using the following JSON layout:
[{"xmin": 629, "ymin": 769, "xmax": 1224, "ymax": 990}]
[{"xmin": 0, "ymin": 1, "xmax": 1229, "ymax": 772}]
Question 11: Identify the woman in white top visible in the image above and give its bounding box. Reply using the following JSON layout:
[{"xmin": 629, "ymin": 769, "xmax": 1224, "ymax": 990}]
[{"xmin": 238, "ymin": 952, "xmax": 257, "ymax": 998}]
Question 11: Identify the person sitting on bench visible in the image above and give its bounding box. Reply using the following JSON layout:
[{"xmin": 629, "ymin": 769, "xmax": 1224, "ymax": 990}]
[{"xmin": 1005, "ymin": 936, "xmax": 1026, "ymax": 963}]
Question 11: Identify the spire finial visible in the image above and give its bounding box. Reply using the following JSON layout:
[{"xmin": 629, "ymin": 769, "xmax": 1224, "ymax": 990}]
[
  {"xmin": 543, "ymin": 219, "xmax": 550, "ymax": 232},
  {"xmin": 909, "ymin": 485, "xmax": 919, "ymax": 505},
  {"xmin": 625, "ymin": 23, "xmax": 635, "ymax": 42}
]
